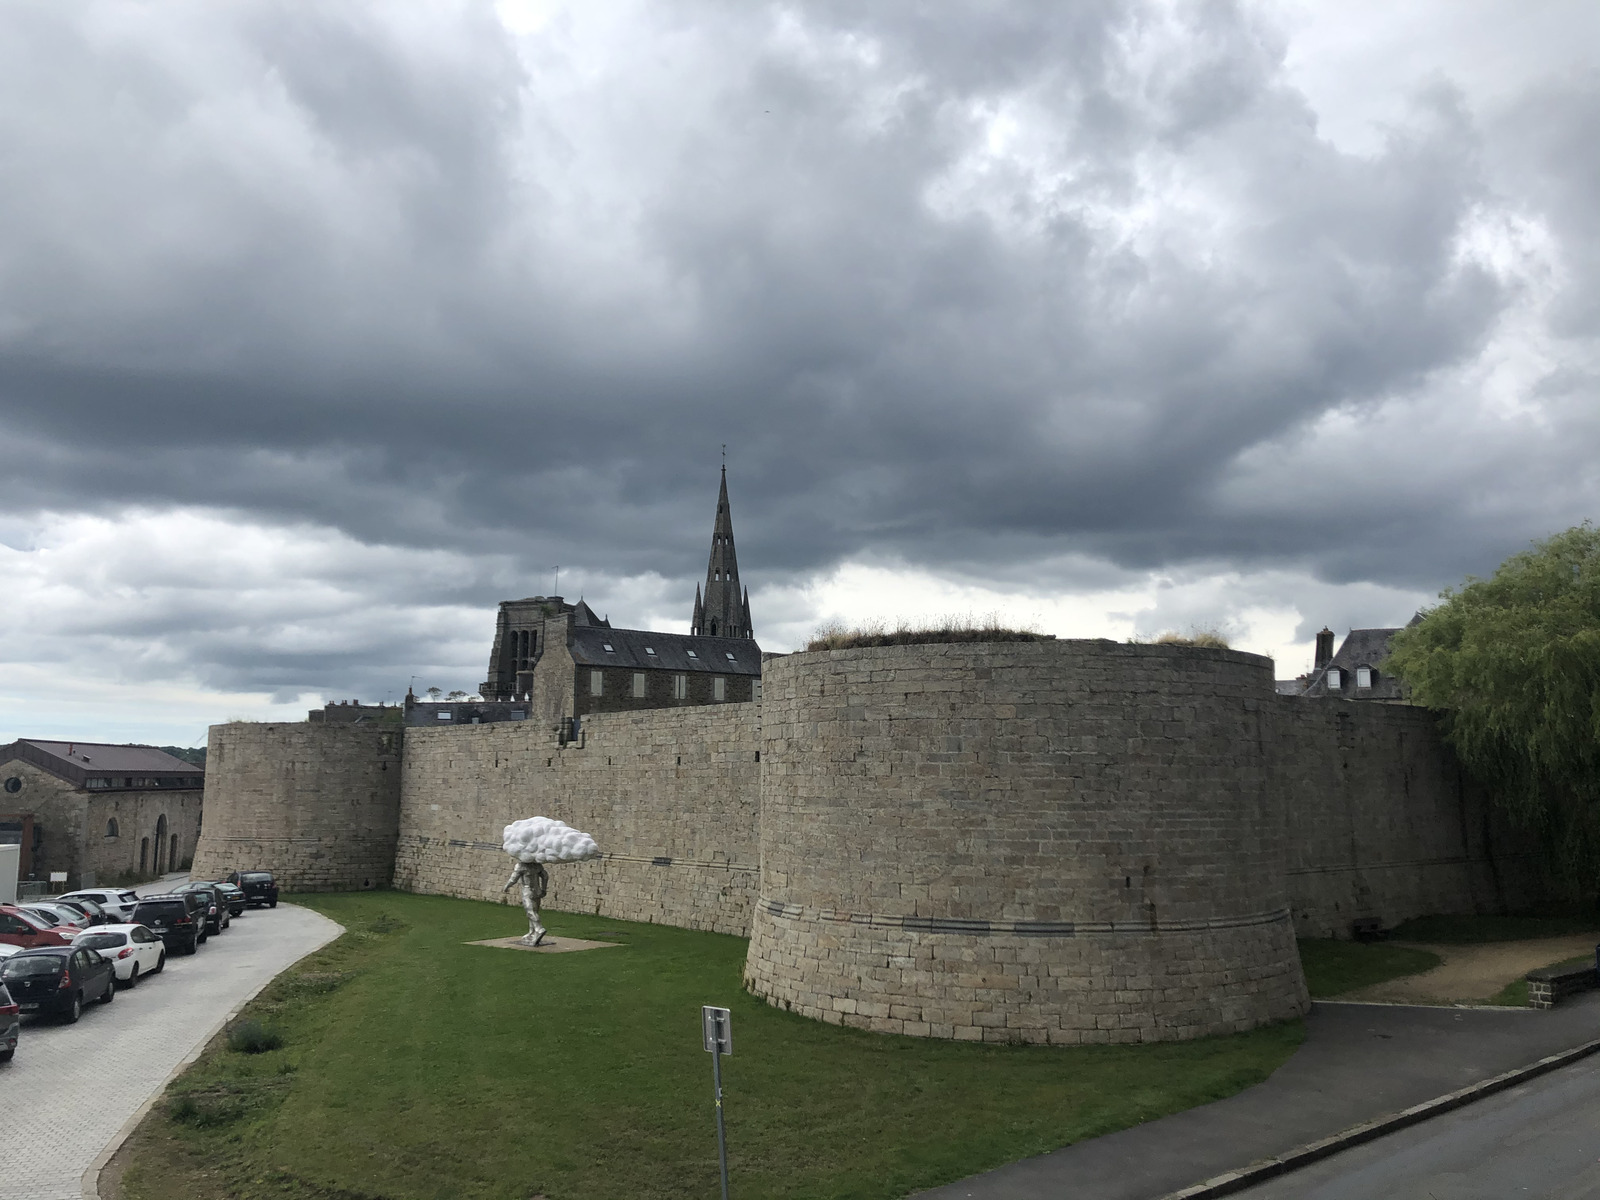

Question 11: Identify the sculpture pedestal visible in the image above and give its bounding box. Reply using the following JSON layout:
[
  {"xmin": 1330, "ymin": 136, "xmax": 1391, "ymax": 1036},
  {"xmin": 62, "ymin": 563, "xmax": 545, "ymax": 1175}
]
[{"xmin": 465, "ymin": 935, "xmax": 621, "ymax": 955}]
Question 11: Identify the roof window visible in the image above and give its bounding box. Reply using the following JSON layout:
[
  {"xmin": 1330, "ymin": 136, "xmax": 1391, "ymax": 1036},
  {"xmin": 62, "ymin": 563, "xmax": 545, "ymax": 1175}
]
[
  {"xmin": 725, "ymin": 652, "xmax": 736, "ymax": 661},
  {"xmin": 686, "ymin": 650, "xmax": 698, "ymax": 659},
  {"xmin": 602, "ymin": 643, "xmax": 615, "ymax": 652},
  {"xmin": 645, "ymin": 647, "xmax": 657, "ymax": 656}
]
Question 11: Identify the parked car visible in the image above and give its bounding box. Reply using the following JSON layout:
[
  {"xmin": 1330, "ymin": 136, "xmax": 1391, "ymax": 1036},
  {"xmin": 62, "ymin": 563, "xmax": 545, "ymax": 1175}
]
[
  {"xmin": 16, "ymin": 905, "xmax": 86, "ymax": 935},
  {"xmin": 58, "ymin": 888, "xmax": 142, "ymax": 922},
  {"xmin": 73, "ymin": 925, "xmax": 166, "ymax": 986},
  {"xmin": 0, "ymin": 946, "xmax": 115, "ymax": 1022},
  {"xmin": 0, "ymin": 981, "xmax": 17, "ymax": 1061},
  {"xmin": 129, "ymin": 895, "xmax": 207, "ymax": 954},
  {"xmin": 0, "ymin": 907, "xmax": 75, "ymax": 949},
  {"xmin": 211, "ymin": 880, "xmax": 247, "ymax": 917},
  {"xmin": 227, "ymin": 870, "xmax": 280, "ymax": 908},
  {"xmin": 172, "ymin": 882, "xmax": 230, "ymax": 934},
  {"xmin": 48, "ymin": 897, "xmax": 112, "ymax": 926}
]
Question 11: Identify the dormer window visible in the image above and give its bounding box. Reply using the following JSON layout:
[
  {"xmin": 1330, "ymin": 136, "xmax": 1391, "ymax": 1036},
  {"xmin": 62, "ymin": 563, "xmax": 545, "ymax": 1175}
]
[
  {"xmin": 1326, "ymin": 667, "xmax": 1342, "ymax": 690},
  {"xmin": 602, "ymin": 643, "xmax": 615, "ymax": 652},
  {"xmin": 1356, "ymin": 667, "xmax": 1373, "ymax": 689}
]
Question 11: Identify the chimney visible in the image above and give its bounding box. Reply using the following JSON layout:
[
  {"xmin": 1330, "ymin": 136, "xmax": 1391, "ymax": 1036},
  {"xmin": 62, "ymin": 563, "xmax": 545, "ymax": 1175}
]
[{"xmin": 1314, "ymin": 628, "xmax": 1336, "ymax": 670}]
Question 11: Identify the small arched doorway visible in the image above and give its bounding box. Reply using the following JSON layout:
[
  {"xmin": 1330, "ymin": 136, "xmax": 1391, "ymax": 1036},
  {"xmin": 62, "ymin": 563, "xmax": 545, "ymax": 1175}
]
[{"xmin": 154, "ymin": 814, "xmax": 168, "ymax": 874}]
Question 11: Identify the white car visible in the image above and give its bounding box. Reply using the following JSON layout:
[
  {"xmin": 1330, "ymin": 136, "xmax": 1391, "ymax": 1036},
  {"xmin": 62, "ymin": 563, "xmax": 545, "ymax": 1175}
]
[
  {"xmin": 0, "ymin": 943, "xmax": 19, "ymax": 960},
  {"xmin": 58, "ymin": 888, "xmax": 142, "ymax": 922},
  {"xmin": 71, "ymin": 924, "xmax": 167, "ymax": 986}
]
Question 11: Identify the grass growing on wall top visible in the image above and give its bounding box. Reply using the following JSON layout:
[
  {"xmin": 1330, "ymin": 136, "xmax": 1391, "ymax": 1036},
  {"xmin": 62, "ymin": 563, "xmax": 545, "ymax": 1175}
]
[{"xmin": 120, "ymin": 892, "xmax": 1304, "ymax": 1200}]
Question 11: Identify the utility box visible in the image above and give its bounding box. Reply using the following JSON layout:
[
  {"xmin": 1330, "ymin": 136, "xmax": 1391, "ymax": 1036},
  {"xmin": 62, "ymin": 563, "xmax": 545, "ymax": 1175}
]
[{"xmin": 0, "ymin": 843, "xmax": 18, "ymax": 905}]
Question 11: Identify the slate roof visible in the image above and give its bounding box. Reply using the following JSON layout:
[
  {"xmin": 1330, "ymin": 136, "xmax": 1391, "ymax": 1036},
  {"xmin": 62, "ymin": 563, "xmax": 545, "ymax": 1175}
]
[
  {"xmin": 0, "ymin": 740, "xmax": 204, "ymax": 788},
  {"xmin": 1299, "ymin": 628, "xmax": 1408, "ymax": 700},
  {"xmin": 569, "ymin": 626, "xmax": 762, "ymax": 675}
]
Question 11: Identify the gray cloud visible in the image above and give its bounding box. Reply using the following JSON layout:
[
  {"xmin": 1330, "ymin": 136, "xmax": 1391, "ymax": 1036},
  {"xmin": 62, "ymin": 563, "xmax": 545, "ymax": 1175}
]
[{"xmin": 0, "ymin": 0, "xmax": 1596, "ymax": 705}]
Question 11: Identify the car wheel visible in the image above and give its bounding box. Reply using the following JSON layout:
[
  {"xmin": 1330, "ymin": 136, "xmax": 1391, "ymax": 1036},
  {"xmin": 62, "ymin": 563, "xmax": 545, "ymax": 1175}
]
[
  {"xmin": 155, "ymin": 951, "xmax": 166, "ymax": 974},
  {"xmin": 0, "ymin": 1047, "xmax": 13, "ymax": 1062},
  {"xmin": 65, "ymin": 993, "xmax": 81, "ymax": 1023},
  {"xmin": 101, "ymin": 977, "xmax": 115, "ymax": 1004},
  {"xmin": 187, "ymin": 936, "xmax": 199, "ymax": 955},
  {"xmin": 126, "ymin": 963, "xmax": 139, "ymax": 989},
  {"xmin": 269, "ymin": 900, "xmax": 278, "ymax": 908}
]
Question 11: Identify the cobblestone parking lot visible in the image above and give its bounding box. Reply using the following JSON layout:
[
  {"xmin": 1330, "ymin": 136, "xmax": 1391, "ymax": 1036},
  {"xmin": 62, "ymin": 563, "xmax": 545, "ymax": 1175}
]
[{"xmin": 0, "ymin": 878, "xmax": 342, "ymax": 1200}]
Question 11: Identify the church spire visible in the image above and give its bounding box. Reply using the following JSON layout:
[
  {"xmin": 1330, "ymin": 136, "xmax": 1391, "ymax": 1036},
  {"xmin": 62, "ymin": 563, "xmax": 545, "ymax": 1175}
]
[{"xmin": 691, "ymin": 464, "xmax": 753, "ymax": 639}]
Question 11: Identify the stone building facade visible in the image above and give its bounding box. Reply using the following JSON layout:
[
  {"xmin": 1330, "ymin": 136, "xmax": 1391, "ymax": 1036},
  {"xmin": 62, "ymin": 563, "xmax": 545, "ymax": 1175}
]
[
  {"xmin": 0, "ymin": 741, "xmax": 204, "ymax": 889},
  {"xmin": 192, "ymin": 638, "xmax": 1539, "ymax": 1045}
]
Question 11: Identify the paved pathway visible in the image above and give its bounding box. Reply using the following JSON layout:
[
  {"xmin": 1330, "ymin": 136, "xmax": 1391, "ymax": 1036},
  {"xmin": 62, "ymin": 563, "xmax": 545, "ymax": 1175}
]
[
  {"xmin": 916, "ymin": 993, "xmax": 1600, "ymax": 1200},
  {"xmin": 1229, "ymin": 1052, "xmax": 1600, "ymax": 1198},
  {"xmin": 0, "ymin": 878, "xmax": 341, "ymax": 1200}
]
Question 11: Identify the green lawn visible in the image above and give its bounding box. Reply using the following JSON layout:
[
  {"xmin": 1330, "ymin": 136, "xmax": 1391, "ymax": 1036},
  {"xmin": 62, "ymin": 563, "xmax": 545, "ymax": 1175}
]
[
  {"xmin": 1296, "ymin": 939, "xmax": 1441, "ymax": 998},
  {"xmin": 120, "ymin": 892, "xmax": 1303, "ymax": 1200}
]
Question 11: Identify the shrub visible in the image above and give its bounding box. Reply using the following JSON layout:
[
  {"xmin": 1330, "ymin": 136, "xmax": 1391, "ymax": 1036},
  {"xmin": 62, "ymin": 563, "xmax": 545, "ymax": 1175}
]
[
  {"xmin": 227, "ymin": 1018, "xmax": 285, "ymax": 1054},
  {"xmin": 1152, "ymin": 630, "xmax": 1231, "ymax": 649}
]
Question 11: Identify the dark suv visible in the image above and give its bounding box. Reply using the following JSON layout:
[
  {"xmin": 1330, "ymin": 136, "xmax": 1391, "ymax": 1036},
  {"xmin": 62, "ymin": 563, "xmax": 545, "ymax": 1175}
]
[
  {"xmin": 227, "ymin": 870, "xmax": 279, "ymax": 909},
  {"xmin": 130, "ymin": 894, "xmax": 208, "ymax": 954}
]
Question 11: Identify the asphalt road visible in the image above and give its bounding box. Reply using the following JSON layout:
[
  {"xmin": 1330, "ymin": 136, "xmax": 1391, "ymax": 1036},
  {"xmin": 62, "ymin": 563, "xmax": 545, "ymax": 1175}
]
[
  {"xmin": 0, "ymin": 880, "xmax": 341, "ymax": 1200},
  {"xmin": 1231, "ymin": 1055, "xmax": 1600, "ymax": 1199}
]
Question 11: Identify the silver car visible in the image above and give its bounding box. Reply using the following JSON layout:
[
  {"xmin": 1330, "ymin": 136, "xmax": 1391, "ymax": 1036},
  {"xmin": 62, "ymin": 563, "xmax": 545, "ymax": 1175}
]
[{"xmin": 58, "ymin": 889, "xmax": 141, "ymax": 922}]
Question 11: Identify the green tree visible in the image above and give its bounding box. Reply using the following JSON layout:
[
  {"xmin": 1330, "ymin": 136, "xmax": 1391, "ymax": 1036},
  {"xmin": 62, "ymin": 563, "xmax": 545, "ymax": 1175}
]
[{"xmin": 1387, "ymin": 522, "xmax": 1600, "ymax": 891}]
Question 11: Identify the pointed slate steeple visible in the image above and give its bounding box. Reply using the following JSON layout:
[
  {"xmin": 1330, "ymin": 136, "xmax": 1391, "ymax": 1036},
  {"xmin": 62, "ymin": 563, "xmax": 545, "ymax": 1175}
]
[{"xmin": 691, "ymin": 465, "xmax": 753, "ymax": 639}]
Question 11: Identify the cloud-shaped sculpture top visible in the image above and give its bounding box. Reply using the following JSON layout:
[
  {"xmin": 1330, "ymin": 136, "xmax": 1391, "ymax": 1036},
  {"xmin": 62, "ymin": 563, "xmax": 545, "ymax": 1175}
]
[{"xmin": 502, "ymin": 816, "xmax": 602, "ymax": 865}]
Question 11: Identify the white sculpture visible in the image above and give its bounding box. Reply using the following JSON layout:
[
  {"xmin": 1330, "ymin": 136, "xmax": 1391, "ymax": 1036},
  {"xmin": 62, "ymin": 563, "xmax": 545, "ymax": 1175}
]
[{"xmin": 501, "ymin": 816, "xmax": 602, "ymax": 946}]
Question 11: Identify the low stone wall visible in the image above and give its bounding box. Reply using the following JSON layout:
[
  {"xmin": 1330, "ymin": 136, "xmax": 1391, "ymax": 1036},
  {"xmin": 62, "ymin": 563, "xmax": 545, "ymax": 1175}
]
[
  {"xmin": 190, "ymin": 723, "xmax": 402, "ymax": 891},
  {"xmin": 1527, "ymin": 962, "xmax": 1598, "ymax": 1009},
  {"xmin": 744, "ymin": 641, "xmax": 1310, "ymax": 1044},
  {"xmin": 394, "ymin": 703, "xmax": 760, "ymax": 937}
]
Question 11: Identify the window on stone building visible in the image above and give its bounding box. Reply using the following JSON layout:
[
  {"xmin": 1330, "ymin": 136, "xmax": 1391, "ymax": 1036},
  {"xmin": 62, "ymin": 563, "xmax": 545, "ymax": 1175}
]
[
  {"xmin": 753, "ymin": 679, "xmax": 762, "ymax": 703},
  {"xmin": 1356, "ymin": 667, "xmax": 1373, "ymax": 689},
  {"xmin": 673, "ymin": 674, "xmax": 688, "ymax": 700},
  {"xmin": 686, "ymin": 650, "xmax": 698, "ymax": 659},
  {"xmin": 632, "ymin": 673, "xmax": 647, "ymax": 698},
  {"xmin": 1326, "ymin": 667, "xmax": 1342, "ymax": 690},
  {"xmin": 105, "ymin": 818, "xmax": 119, "ymax": 838},
  {"xmin": 713, "ymin": 677, "xmax": 726, "ymax": 701},
  {"xmin": 644, "ymin": 646, "xmax": 657, "ymax": 657},
  {"xmin": 436, "ymin": 711, "xmax": 452, "ymax": 720},
  {"xmin": 603, "ymin": 643, "xmax": 615, "ymax": 652},
  {"xmin": 590, "ymin": 670, "xmax": 604, "ymax": 696}
]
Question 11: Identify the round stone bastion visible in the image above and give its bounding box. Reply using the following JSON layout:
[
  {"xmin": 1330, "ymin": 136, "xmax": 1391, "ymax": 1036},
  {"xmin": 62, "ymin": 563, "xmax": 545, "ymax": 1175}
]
[{"xmin": 743, "ymin": 639, "xmax": 1310, "ymax": 1044}]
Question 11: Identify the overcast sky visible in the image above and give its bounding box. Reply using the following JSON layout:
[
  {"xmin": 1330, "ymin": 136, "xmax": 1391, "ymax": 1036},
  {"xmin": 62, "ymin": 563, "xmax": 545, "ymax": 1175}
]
[{"xmin": 2, "ymin": 0, "xmax": 1597, "ymax": 745}]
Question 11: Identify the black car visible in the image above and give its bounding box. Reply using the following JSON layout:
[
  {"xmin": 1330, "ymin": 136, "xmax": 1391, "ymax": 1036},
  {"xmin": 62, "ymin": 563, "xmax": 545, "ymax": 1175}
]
[
  {"xmin": 210, "ymin": 880, "xmax": 247, "ymax": 917},
  {"xmin": 130, "ymin": 894, "xmax": 208, "ymax": 954},
  {"xmin": 0, "ymin": 981, "xmax": 17, "ymax": 1061},
  {"xmin": 0, "ymin": 946, "xmax": 115, "ymax": 1022},
  {"xmin": 173, "ymin": 882, "xmax": 230, "ymax": 934},
  {"xmin": 227, "ymin": 870, "xmax": 279, "ymax": 908}
]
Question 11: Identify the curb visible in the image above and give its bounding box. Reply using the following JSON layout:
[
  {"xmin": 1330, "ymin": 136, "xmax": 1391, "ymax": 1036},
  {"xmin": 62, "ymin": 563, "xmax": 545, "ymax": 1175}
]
[
  {"xmin": 80, "ymin": 903, "xmax": 343, "ymax": 1200},
  {"xmin": 1157, "ymin": 1034, "xmax": 1600, "ymax": 1199}
]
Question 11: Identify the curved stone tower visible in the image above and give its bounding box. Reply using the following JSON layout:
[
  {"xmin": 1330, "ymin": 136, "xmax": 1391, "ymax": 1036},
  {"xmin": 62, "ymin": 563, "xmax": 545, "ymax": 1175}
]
[
  {"xmin": 190, "ymin": 723, "xmax": 402, "ymax": 891},
  {"xmin": 744, "ymin": 640, "xmax": 1309, "ymax": 1044}
]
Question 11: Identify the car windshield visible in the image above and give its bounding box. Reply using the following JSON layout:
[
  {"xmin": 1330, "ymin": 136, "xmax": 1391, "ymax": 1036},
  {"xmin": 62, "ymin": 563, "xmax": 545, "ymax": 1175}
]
[
  {"xmin": 77, "ymin": 933, "xmax": 126, "ymax": 950},
  {"xmin": 2, "ymin": 956, "xmax": 64, "ymax": 978}
]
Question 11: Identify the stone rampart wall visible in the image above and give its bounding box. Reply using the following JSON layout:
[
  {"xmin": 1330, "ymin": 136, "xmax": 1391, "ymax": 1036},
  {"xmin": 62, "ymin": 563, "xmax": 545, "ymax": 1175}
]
[
  {"xmin": 190, "ymin": 723, "xmax": 401, "ymax": 891},
  {"xmin": 744, "ymin": 641, "xmax": 1311, "ymax": 1045},
  {"xmin": 1274, "ymin": 699, "xmax": 1541, "ymax": 937},
  {"xmin": 393, "ymin": 703, "xmax": 760, "ymax": 936}
]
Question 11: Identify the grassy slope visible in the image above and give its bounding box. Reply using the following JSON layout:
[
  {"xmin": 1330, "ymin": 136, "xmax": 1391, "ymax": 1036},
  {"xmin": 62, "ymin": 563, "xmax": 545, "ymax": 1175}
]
[
  {"xmin": 122, "ymin": 892, "xmax": 1303, "ymax": 1200},
  {"xmin": 1296, "ymin": 939, "xmax": 1441, "ymax": 998}
]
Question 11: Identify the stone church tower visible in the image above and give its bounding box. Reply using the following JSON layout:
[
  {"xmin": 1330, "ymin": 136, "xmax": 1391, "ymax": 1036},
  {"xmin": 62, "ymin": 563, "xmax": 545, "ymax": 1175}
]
[{"xmin": 691, "ymin": 466, "xmax": 754, "ymax": 639}]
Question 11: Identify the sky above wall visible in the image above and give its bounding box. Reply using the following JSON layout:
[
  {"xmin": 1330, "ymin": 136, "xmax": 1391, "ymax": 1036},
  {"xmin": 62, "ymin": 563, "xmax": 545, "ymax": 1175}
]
[{"xmin": 2, "ymin": 0, "xmax": 1597, "ymax": 744}]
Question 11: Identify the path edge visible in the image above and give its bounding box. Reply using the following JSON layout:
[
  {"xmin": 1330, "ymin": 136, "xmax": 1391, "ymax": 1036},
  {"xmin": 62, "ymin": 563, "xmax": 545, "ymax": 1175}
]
[
  {"xmin": 1157, "ymin": 1034, "xmax": 1600, "ymax": 1199},
  {"xmin": 80, "ymin": 904, "xmax": 344, "ymax": 1200}
]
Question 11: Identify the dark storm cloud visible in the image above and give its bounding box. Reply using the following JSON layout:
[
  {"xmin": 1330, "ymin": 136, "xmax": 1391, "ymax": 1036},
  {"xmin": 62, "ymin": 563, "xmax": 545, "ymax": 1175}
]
[{"xmin": 0, "ymin": 0, "xmax": 1595, "ymax": 618}]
